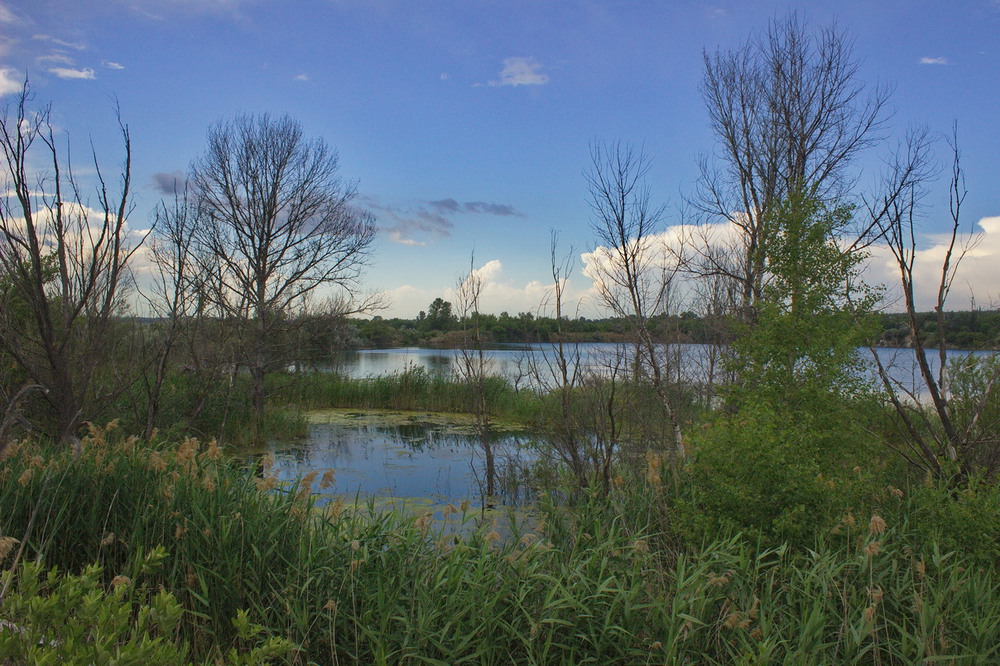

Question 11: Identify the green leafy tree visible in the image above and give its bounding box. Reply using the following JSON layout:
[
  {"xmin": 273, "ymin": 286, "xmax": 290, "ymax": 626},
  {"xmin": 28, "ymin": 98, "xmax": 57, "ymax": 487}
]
[{"xmin": 688, "ymin": 190, "xmax": 880, "ymax": 543}]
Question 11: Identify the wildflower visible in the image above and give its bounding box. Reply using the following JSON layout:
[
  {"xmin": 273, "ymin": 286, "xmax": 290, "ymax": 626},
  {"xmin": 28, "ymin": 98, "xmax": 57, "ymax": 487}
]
[
  {"xmin": 460, "ymin": 499, "xmax": 471, "ymax": 514},
  {"xmin": 869, "ymin": 586, "xmax": 883, "ymax": 603},
  {"xmin": 486, "ymin": 531, "xmax": 501, "ymax": 543},
  {"xmin": 202, "ymin": 475, "xmax": 216, "ymax": 492},
  {"xmin": 350, "ymin": 540, "xmax": 360, "ymax": 552},
  {"xmin": 888, "ymin": 485, "xmax": 904, "ymax": 498},
  {"xmin": 100, "ymin": 532, "xmax": 116, "ymax": 547},
  {"xmin": 649, "ymin": 641, "xmax": 662, "ymax": 651},
  {"xmin": 29, "ymin": 455, "xmax": 44, "ymax": 469},
  {"xmin": 323, "ymin": 600, "xmax": 337, "ymax": 613},
  {"xmin": 915, "ymin": 559, "xmax": 926, "ymax": 578},
  {"xmin": 110, "ymin": 575, "xmax": 131, "ymax": 588},
  {"xmin": 750, "ymin": 628, "xmax": 763, "ymax": 640},
  {"xmin": 863, "ymin": 605, "xmax": 877, "ymax": 622}
]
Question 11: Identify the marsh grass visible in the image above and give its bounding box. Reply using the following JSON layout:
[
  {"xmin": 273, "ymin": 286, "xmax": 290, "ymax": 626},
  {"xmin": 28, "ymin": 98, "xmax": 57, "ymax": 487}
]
[
  {"xmin": 274, "ymin": 366, "xmax": 542, "ymax": 424},
  {"xmin": 1, "ymin": 425, "xmax": 998, "ymax": 663}
]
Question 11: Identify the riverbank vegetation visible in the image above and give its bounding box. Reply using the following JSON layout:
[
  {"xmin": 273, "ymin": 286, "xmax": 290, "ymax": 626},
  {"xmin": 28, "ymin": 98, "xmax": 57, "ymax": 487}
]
[
  {"xmin": 3, "ymin": 12, "xmax": 1000, "ymax": 664},
  {"xmin": 2, "ymin": 425, "xmax": 999, "ymax": 663}
]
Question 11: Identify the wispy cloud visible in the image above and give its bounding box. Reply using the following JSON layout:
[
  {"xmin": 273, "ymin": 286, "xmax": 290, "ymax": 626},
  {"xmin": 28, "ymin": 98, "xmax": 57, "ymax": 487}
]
[
  {"xmin": 293, "ymin": 73, "xmax": 309, "ymax": 81},
  {"xmin": 102, "ymin": 60, "xmax": 125, "ymax": 70},
  {"xmin": 365, "ymin": 195, "xmax": 524, "ymax": 246},
  {"xmin": 489, "ymin": 57, "xmax": 549, "ymax": 87},
  {"xmin": 37, "ymin": 53, "xmax": 75, "ymax": 66},
  {"xmin": 0, "ymin": 4, "xmax": 18, "ymax": 23},
  {"xmin": 0, "ymin": 67, "xmax": 22, "ymax": 96},
  {"xmin": 33, "ymin": 34, "xmax": 86, "ymax": 50},
  {"xmin": 48, "ymin": 66, "xmax": 96, "ymax": 80},
  {"xmin": 919, "ymin": 56, "xmax": 949, "ymax": 65}
]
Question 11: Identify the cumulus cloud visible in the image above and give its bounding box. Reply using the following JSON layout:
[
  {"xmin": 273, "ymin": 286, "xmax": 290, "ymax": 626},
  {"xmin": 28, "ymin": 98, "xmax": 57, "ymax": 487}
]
[
  {"xmin": 0, "ymin": 67, "xmax": 22, "ymax": 96},
  {"xmin": 489, "ymin": 57, "xmax": 549, "ymax": 87},
  {"xmin": 102, "ymin": 60, "xmax": 125, "ymax": 70},
  {"xmin": 442, "ymin": 259, "xmax": 573, "ymax": 316},
  {"xmin": 48, "ymin": 66, "xmax": 96, "ymax": 80},
  {"xmin": 577, "ymin": 215, "xmax": 1000, "ymax": 316},
  {"xmin": 919, "ymin": 56, "xmax": 948, "ymax": 65},
  {"xmin": 865, "ymin": 216, "xmax": 1000, "ymax": 310}
]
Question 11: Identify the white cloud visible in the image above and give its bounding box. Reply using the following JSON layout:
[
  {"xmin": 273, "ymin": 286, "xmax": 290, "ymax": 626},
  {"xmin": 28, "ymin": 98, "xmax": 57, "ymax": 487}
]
[
  {"xmin": 293, "ymin": 73, "xmax": 309, "ymax": 81},
  {"xmin": 37, "ymin": 53, "xmax": 75, "ymax": 66},
  {"xmin": 489, "ymin": 57, "xmax": 549, "ymax": 87},
  {"xmin": 33, "ymin": 34, "xmax": 85, "ymax": 50},
  {"xmin": 48, "ymin": 67, "xmax": 96, "ymax": 80},
  {"xmin": 0, "ymin": 67, "xmax": 23, "ymax": 96},
  {"xmin": 577, "ymin": 215, "xmax": 1000, "ymax": 315},
  {"xmin": 0, "ymin": 4, "xmax": 18, "ymax": 23},
  {"xmin": 439, "ymin": 72, "xmax": 450, "ymax": 81},
  {"xmin": 864, "ymin": 216, "xmax": 1000, "ymax": 310},
  {"xmin": 919, "ymin": 56, "xmax": 948, "ymax": 65},
  {"xmin": 102, "ymin": 60, "xmax": 125, "ymax": 70}
]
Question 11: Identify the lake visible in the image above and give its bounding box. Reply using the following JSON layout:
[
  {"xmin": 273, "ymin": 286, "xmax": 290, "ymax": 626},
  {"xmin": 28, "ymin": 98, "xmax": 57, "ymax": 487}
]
[{"xmin": 265, "ymin": 343, "xmax": 993, "ymax": 508}]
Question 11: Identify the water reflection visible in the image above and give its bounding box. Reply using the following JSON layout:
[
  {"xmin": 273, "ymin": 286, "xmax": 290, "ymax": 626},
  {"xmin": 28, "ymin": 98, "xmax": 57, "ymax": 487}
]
[{"xmin": 245, "ymin": 411, "xmax": 532, "ymax": 508}]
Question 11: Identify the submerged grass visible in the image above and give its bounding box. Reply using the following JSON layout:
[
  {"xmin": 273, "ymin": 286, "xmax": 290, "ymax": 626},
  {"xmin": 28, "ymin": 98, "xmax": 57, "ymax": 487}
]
[{"xmin": 2, "ymin": 424, "xmax": 999, "ymax": 663}]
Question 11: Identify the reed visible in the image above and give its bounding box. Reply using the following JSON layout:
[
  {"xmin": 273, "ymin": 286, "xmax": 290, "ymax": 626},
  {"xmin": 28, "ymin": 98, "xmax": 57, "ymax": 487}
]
[{"xmin": 1, "ymin": 426, "xmax": 998, "ymax": 663}]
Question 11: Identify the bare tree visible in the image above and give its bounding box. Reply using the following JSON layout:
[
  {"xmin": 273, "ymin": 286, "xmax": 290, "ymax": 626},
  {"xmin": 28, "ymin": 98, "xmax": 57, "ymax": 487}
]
[
  {"xmin": 189, "ymin": 113, "xmax": 377, "ymax": 440},
  {"xmin": 586, "ymin": 141, "xmax": 685, "ymax": 460},
  {"xmin": 453, "ymin": 258, "xmax": 496, "ymax": 501},
  {"xmin": 135, "ymin": 184, "xmax": 202, "ymax": 439},
  {"xmin": 868, "ymin": 128, "xmax": 999, "ymax": 481},
  {"xmin": 0, "ymin": 82, "xmax": 142, "ymax": 445},
  {"xmin": 692, "ymin": 13, "xmax": 890, "ymax": 315}
]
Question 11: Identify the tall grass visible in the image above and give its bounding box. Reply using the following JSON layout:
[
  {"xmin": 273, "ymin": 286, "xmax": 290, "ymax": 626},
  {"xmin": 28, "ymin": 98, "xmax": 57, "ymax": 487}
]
[
  {"xmin": 274, "ymin": 365, "xmax": 542, "ymax": 424},
  {"xmin": 2, "ymin": 425, "xmax": 998, "ymax": 663}
]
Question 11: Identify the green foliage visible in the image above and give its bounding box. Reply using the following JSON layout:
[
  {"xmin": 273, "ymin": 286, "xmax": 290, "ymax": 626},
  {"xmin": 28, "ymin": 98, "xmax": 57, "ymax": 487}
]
[
  {"xmin": 680, "ymin": 401, "xmax": 880, "ymax": 545},
  {"xmin": 730, "ymin": 191, "xmax": 878, "ymax": 408},
  {"xmin": 0, "ymin": 559, "xmax": 187, "ymax": 664},
  {"xmin": 1, "ymin": 429, "xmax": 998, "ymax": 663}
]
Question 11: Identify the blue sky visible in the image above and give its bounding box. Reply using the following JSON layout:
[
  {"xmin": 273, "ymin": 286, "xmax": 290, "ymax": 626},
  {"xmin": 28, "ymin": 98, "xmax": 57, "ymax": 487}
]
[{"xmin": 2, "ymin": 0, "xmax": 999, "ymax": 317}]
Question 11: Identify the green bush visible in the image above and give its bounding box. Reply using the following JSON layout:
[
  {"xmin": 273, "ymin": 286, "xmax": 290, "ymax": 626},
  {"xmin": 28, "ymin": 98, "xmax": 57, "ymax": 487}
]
[{"xmin": 679, "ymin": 401, "xmax": 880, "ymax": 545}]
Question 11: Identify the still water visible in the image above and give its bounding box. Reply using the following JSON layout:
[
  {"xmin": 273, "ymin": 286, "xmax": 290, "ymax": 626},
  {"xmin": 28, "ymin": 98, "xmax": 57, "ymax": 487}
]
[
  {"xmin": 266, "ymin": 344, "xmax": 993, "ymax": 507},
  {"xmin": 256, "ymin": 409, "xmax": 533, "ymax": 509}
]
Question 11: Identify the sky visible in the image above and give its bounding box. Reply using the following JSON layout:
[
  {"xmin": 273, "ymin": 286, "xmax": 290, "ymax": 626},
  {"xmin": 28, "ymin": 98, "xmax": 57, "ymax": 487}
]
[{"xmin": 1, "ymin": 0, "xmax": 999, "ymax": 318}]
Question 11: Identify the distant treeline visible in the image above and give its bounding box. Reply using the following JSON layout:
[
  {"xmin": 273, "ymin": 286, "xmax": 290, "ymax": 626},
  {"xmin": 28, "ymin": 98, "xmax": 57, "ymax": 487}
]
[{"xmin": 350, "ymin": 303, "xmax": 1000, "ymax": 350}]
